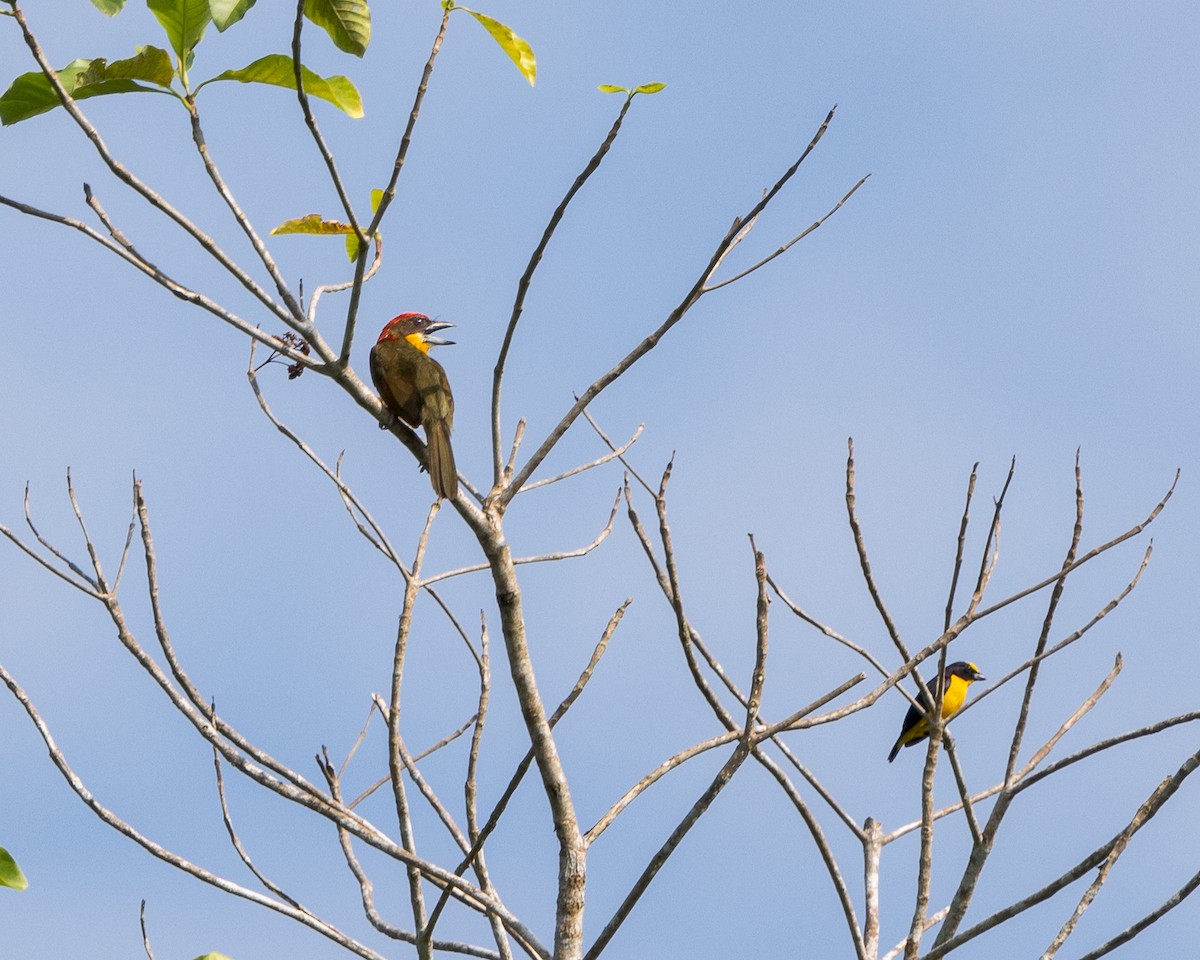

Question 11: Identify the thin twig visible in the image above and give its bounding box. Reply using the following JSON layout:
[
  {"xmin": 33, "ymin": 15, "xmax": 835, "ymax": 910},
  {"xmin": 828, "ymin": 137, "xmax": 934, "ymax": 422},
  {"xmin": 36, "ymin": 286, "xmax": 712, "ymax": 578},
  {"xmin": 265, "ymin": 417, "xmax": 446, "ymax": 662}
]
[
  {"xmin": 0, "ymin": 662, "xmax": 388, "ymax": 960},
  {"xmin": 581, "ymin": 406, "xmax": 658, "ymax": 497},
  {"xmin": 583, "ymin": 742, "xmax": 754, "ymax": 960},
  {"xmin": 1072, "ymin": 866, "xmax": 1200, "ymax": 960},
  {"xmin": 704, "ymin": 174, "xmax": 870, "ymax": 291},
  {"xmin": 318, "ymin": 752, "xmax": 503, "ymax": 960},
  {"xmin": 0, "ymin": 191, "xmax": 315, "ymax": 367},
  {"xmin": 501, "ymin": 110, "xmax": 854, "ymax": 505},
  {"xmin": 520, "ymin": 427, "xmax": 643, "ymax": 492},
  {"xmin": 210, "ymin": 706, "xmax": 305, "ymax": 910},
  {"xmin": 491, "ymin": 97, "xmax": 636, "ymax": 484},
  {"xmin": 426, "ymin": 601, "xmax": 629, "ymax": 941},
  {"xmin": 924, "ymin": 745, "xmax": 1200, "ymax": 960},
  {"xmin": 350, "ymin": 709, "xmax": 479, "ymax": 809},
  {"xmin": 389, "ymin": 504, "xmax": 441, "ymax": 953},
  {"xmin": 423, "ymin": 491, "xmax": 620, "ymax": 584},
  {"xmin": 139, "ymin": 901, "xmax": 157, "ymax": 960},
  {"xmin": 291, "ymin": 0, "xmax": 362, "ymax": 242},
  {"xmin": 339, "ymin": 6, "xmax": 453, "ymax": 365},
  {"xmin": 6, "ymin": 3, "xmax": 298, "ymax": 325},
  {"xmin": 943, "ymin": 463, "xmax": 979, "ymax": 631},
  {"xmin": 185, "ymin": 98, "xmax": 301, "ymax": 321}
]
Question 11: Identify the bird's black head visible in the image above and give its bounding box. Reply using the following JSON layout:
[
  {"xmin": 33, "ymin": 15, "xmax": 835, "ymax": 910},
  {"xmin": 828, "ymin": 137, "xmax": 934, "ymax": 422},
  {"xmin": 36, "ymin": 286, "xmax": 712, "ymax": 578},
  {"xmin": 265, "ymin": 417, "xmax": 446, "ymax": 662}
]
[{"xmin": 945, "ymin": 661, "xmax": 985, "ymax": 683}]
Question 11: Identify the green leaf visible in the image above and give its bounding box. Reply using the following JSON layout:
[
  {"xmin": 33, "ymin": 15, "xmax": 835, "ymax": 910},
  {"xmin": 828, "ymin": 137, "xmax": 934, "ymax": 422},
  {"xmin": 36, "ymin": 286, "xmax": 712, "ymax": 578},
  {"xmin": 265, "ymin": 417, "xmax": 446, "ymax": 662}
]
[
  {"xmin": 0, "ymin": 847, "xmax": 28, "ymax": 891},
  {"xmin": 202, "ymin": 55, "xmax": 363, "ymax": 117},
  {"xmin": 304, "ymin": 0, "xmax": 371, "ymax": 57},
  {"xmin": 190, "ymin": 954, "xmax": 234, "ymax": 960},
  {"xmin": 90, "ymin": 0, "xmax": 126, "ymax": 13},
  {"xmin": 0, "ymin": 59, "xmax": 169, "ymax": 125},
  {"xmin": 271, "ymin": 214, "xmax": 356, "ymax": 237},
  {"xmin": 460, "ymin": 8, "xmax": 535, "ymax": 86},
  {"xmin": 103, "ymin": 46, "xmax": 176, "ymax": 86},
  {"xmin": 634, "ymin": 82, "xmax": 666, "ymax": 95},
  {"xmin": 1, "ymin": 62, "xmax": 89, "ymax": 124},
  {"xmin": 146, "ymin": 0, "xmax": 212, "ymax": 66},
  {"xmin": 210, "ymin": 0, "xmax": 257, "ymax": 31},
  {"xmin": 597, "ymin": 84, "xmax": 626, "ymax": 94}
]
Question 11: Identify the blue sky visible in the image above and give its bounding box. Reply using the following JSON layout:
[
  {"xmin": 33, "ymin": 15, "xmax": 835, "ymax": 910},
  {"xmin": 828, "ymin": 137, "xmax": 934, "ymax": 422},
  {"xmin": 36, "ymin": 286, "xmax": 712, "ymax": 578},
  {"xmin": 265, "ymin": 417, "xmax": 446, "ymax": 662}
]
[{"xmin": 2, "ymin": 2, "xmax": 1198, "ymax": 958}]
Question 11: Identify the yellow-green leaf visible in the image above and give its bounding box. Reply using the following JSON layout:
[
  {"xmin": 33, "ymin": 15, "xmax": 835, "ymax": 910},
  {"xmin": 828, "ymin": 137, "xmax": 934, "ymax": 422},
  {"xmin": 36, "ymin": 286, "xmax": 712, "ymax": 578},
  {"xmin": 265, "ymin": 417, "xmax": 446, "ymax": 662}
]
[
  {"xmin": 460, "ymin": 8, "xmax": 535, "ymax": 86},
  {"xmin": 597, "ymin": 84, "xmax": 626, "ymax": 94},
  {"xmin": 270, "ymin": 214, "xmax": 355, "ymax": 236},
  {"xmin": 305, "ymin": 0, "xmax": 371, "ymax": 57},
  {"xmin": 634, "ymin": 82, "xmax": 667, "ymax": 95},
  {"xmin": 210, "ymin": 0, "xmax": 257, "ymax": 31},
  {"xmin": 202, "ymin": 54, "xmax": 363, "ymax": 117},
  {"xmin": 0, "ymin": 847, "xmax": 28, "ymax": 891}
]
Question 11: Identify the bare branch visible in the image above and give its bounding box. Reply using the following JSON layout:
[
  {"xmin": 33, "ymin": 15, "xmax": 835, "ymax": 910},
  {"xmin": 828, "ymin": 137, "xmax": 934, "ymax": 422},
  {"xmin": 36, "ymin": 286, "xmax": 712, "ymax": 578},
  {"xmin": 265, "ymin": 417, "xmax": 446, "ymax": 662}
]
[
  {"xmin": 185, "ymin": 99, "xmax": 302, "ymax": 322},
  {"xmin": 388, "ymin": 504, "xmax": 441, "ymax": 948},
  {"xmin": 581, "ymin": 407, "xmax": 659, "ymax": 497},
  {"xmin": 6, "ymin": 4, "xmax": 299, "ymax": 326},
  {"xmin": 1072, "ymin": 866, "xmax": 1200, "ymax": 960},
  {"xmin": 211, "ymin": 710, "xmax": 305, "ymax": 910},
  {"xmin": 491, "ymin": 97, "xmax": 636, "ymax": 483},
  {"xmin": 924, "ymin": 745, "xmax": 1200, "ymax": 960},
  {"xmin": 942, "ymin": 462, "xmax": 979, "ymax": 631},
  {"xmin": 427, "ymin": 601, "xmax": 629, "ymax": 948},
  {"xmin": 966, "ymin": 539, "xmax": 1152, "ymax": 720},
  {"xmin": 520, "ymin": 427, "xmax": 643, "ymax": 493},
  {"xmin": 501, "ymin": 110, "xmax": 852, "ymax": 505},
  {"xmin": 0, "ymin": 662, "xmax": 389, "ymax": 960},
  {"xmin": 768, "ymin": 573, "xmax": 891, "ymax": 681},
  {"xmin": 585, "ymin": 671, "xmax": 864, "ymax": 845},
  {"xmin": 424, "ymin": 490, "xmax": 620, "ymax": 585},
  {"xmin": 0, "ymin": 191, "xmax": 316, "ymax": 366},
  {"xmin": 247, "ymin": 355, "xmax": 408, "ymax": 575},
  {"xmin": 318, "ymin": 753, "xmax": 503, "ymax": 960},
  {"xmin": 703, "ymin": 174, "xmax": 870, "ymax": 291},
  {"xmin": 502, "ymin": 419, "xmax": 526, "ymax": 485},
  {"xmin": 844, "ymin": 438, "xmax": 905, "ymax": 654},
  {"xmin": 350, "ymin": 707, "xmax": 479, "ymax": 810},
  {"xmin": 338, "ymin": 6, "xmax": 453, "ymax": 365},
  {"xmin": 291, "ymin": 0, "xmax": 362, "ymax": 241},
  {"xmin": 584, "ymin": 742, "xmax": 754, "ymax": 960},
  {"xmin": 0, "ymin": 492, "xmax": 99, "ymax": 598},
  {"xmin": 139, "ymin": 901, "xmax": 157, "ymax": 960},
  {"xmin": 969, "ymin": 469, "xmax": 1178, "ymax": 623}
]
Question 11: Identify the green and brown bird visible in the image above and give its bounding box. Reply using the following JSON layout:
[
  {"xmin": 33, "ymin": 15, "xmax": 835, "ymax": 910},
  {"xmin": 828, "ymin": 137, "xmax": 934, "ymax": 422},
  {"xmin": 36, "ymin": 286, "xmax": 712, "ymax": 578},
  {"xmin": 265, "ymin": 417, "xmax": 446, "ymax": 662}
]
[
  {"xmin": 370, "ymin": 313, "xmax": 458, "ymax": 500},
  {"xmin": 888, "ymin": 661, "xmax": 985, "ymax": 763}
]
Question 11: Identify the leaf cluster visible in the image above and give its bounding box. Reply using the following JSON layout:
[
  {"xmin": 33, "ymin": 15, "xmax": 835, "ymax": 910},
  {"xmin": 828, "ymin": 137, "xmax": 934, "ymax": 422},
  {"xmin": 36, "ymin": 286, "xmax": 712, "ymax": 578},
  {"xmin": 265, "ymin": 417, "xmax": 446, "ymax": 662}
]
[{"xmin": 0, "ymin": 0, "xmax": 369, "ymax": 123}]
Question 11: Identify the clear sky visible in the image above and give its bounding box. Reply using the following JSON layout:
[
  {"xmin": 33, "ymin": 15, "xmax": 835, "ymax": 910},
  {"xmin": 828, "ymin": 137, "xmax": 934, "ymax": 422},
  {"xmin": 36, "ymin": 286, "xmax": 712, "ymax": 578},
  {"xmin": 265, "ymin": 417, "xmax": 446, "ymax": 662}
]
[{"xmin": 1, "ymin": 2, "xmax": 1197, "ymax": 958}]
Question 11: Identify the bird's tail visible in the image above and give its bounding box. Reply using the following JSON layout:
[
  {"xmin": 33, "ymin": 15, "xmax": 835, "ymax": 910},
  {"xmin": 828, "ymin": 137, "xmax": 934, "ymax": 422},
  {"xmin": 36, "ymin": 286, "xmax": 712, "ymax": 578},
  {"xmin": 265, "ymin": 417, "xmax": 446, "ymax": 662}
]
[{"xmin": 425, "ymin": 420, "xmax": 458, "ymax": 500}]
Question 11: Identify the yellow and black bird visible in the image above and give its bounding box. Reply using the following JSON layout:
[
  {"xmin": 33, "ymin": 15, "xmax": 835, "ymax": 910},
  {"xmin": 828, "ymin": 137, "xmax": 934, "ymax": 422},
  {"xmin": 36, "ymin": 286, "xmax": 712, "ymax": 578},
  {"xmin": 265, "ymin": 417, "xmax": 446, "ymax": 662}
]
[
  {"xmin": 888, "ymin": 661, "xmax": 985, "ymax": 763},
  {"xmin": 370, "ymin": 313, "xmax": 458, "ymax": 500}
]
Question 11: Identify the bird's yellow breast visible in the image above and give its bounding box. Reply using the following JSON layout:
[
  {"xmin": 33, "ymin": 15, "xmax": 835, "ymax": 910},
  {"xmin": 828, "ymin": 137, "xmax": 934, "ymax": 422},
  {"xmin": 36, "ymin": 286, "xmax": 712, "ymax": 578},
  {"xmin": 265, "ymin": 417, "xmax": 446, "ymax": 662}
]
[{"xmin": 941, "ymin": 674, "xmax": 971, "ymax": 719}]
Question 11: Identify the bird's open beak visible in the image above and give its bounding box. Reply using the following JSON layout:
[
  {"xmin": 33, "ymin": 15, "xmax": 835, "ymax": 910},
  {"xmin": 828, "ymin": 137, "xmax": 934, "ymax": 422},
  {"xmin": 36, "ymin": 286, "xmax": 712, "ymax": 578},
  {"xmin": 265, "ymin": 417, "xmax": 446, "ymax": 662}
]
[{"xmin": 423, "ymin": 320, "xmax": 455, "ymax": 346}]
